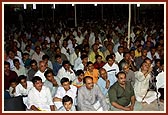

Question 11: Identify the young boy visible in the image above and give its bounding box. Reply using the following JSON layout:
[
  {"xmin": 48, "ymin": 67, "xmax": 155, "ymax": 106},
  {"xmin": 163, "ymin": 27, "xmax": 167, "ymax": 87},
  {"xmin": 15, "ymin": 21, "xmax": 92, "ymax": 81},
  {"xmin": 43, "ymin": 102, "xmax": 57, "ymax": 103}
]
[
  {"xmin": 72, "ymin": 69, "xmax": 84, "ymax": 88},
  {"xmin": 9, "ymin": 79, "xmax": 18, "ymax": 97},
  {"xmin": 58, "ymin": 95, "xmax": 76, "ymax": 111}
]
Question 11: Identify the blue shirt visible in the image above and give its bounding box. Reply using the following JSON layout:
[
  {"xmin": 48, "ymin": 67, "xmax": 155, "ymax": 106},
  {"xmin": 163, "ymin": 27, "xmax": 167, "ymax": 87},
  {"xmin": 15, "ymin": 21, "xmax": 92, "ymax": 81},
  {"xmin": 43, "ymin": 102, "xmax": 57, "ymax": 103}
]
[
  {"xmin": 52, "ymin": 62, "xmax": 62, "ymax": 76},
  {"xmin": 97, "ymin": 77, "xmax": 113, "ymax": 96}
]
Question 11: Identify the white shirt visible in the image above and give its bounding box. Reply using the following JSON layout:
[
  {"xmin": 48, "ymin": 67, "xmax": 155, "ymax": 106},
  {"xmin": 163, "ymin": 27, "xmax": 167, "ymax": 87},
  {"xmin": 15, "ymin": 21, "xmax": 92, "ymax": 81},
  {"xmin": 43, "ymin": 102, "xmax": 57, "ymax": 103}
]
[
  {"xmin": 74, "ymin": 63, "xmax": 84, "ymax": 71},
  {"xmin": 69, "ymin": 52, "xmax": 79, "ymax": 66},
  {"xmin": 156, "ymin": 71, "xmax": 164, "ymax": 89},
  {"xmin": 115, "ymin": 51, "xmax": 123, "ymax": 63},
  {"xmin": 73, "ymin": 57, "xmax": 82, "ymax": 70},
  {"xmin": 15, "ymin": 81, "xmax": 33, "ymax": 96},
  {"xmin": 147, "ymin": 51, "xmax": 160, "ymax": 61},
  {"xmin": 27, "ymin": 86, "xmax": 54, "ymax": 111},
  {"xmin": 7, "ymin": 56, "xmax": 24, "ymax": 70},
  {"xmin": 47, "ymin": 60, "xmax": 53, "ymax": 70},
  {"xmin": 54, "ymin": 85, "xmax": 77, "ymax": 109},
  {"xmin": 13, "ymin": 65, "xmax": 27, "ymax": 76},
  {"xmin": 57, "ymin": 67, "xmax": 76, "ymax": 81},
  {"xmin": 15, "ymin": 81, "xmax": 34, "ymax": 108},
  {"xmin": 31, "ymin": 52, "xmax": 45, "ymax": 65},
  {"xmin": 103, "ymin": 63, "xmax": 119, "ymax": 86},
  {"xmin": 34, "ymin": 70, "xmax": 47, "ymax": 82},
  {"xmin": 75, "ymin": 36, "xmax": 84, "ymax": 45},
  {"xmin": 61, "ymin": 47, "xmax": 70, "ymax": 60}
]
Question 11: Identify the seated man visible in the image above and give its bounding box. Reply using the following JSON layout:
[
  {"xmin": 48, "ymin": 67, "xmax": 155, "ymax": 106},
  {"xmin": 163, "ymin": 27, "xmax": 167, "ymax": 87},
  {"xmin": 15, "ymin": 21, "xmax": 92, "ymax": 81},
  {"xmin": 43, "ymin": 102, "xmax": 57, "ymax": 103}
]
[
  {"xmin": 14, "ymin": 75, "xmax": 34, "ymax": 108},
  {"xmin": 58, "ymin": 95, "xmax": 76, "ymax": 111},
  {"xmin": 27, "ymin": 76, "xmax": 55, "ymax": 111},
  {"xmin": 53, "ymin": 77, "xmax": 77, "ymax": 110},
  {"xmin": 44, "ymin": 69, "xmax": 61, "ymax": 97},
  {"xmin": 108, "ymin": 71, "xmax": 142, "ymax": 111},
  {"xmin": 77, "ymin": 76, "xmax": 109, "ymax": 111},
  {"xmin": 134, "ymin": 62, "xmax": 160, "ymax": 104}
]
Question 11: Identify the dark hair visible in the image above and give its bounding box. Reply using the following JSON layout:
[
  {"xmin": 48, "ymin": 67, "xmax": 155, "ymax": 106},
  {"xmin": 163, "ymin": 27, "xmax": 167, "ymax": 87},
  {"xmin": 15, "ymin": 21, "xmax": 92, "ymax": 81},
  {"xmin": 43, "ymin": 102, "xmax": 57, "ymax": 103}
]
[
  {"xmin": 44, "ymin": 69, "xmax": 55, "ymax": 78},
  {"xmin": 55, "ymin": 54, "xmax": 61, "ymax": 59},
  {"xmin": 62, "ymin": 95, "xmax": 73, "ymax": 105},
  {"xmin": 95, "ymin": 55, "xmax": 102, "ymax": 59},
  {"xmin": 80, "ymin": 54, "xmax": 88, "ymax": 60},
  {"xmin": 118, "ymin": 45, "xmax": 124, "ymax": 50},
  {"xmin": 87, "ymin": 61, "xmax": 93, "ymax": 66},
  {"xmin": 116, "ymin": 71, "xmax": 126, "ymax": 78},
  {"xmin": 13, "ymin": 59, "xmax": 19, "ymax": 64},
  {"xmin": 123, "ymin": 52, "xmax": 130, "ymax": 57},
  {"xmin": 106, "ymin": 53, "xmax": 115, "ymax": 61},
  {"xmin": 42, "ymin": 54, "xmax": 50, "ymax": 60},
  {"xmin": 83, "ymin": 76, "xmax": 93, "ymax": 84},
  {"xmin": 23, "ymin": 52, "xmax": 30, "ymax": 56},
  {"xmin": 9, "ymin": 79, "xmax": 17, "ymax": 84},
  {"xmin": 62, "ymin": 60, "xmax": 70, "ymax": 66},
  {"xmin": 32, "ymin": 76, "xmax": 42, "ymax": 84},
  {"xmin": 30, "ymin": 59, "xmax": 37, "ymax": 65},
  {"xmin": 4, "ymin": 61, "xmax": 10, "ymax": 66},
  {"xmin": 18, "ymin": 75, "xmax": 27, "ymax": 83},
  {"xmin": 75, "ymin": 69, "xmax": 84, "ymax": 76},
  {"xmin": 60, "ymin": 77, "xmax": 69, "ymax": 85}
]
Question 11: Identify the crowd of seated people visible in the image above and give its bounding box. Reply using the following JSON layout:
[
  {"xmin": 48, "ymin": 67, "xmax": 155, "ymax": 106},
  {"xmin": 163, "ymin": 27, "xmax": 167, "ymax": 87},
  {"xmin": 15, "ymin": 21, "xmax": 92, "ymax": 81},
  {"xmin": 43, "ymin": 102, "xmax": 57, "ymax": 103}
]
[{"xmin": 4, "ymin": 16, "xmax": 164, "ymax": 111}]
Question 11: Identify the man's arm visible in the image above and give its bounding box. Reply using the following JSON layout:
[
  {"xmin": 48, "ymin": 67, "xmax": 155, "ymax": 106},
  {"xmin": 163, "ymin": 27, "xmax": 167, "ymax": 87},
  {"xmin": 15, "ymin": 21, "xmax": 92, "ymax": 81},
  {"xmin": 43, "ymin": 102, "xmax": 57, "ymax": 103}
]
[
  {"xmin": 30, "ymin": 105, "xmax": 41, "ymax": 111},
  {"xmin": 111, "ymin": 102, "xmax": 131, "ymax": 111},
  {"xmin": 50, "ymin": 105, "xmax": 56, "ymax": 111},
  {"xmin": 129, "ymin": 95, "xmax": 135, "ymax": 111}
]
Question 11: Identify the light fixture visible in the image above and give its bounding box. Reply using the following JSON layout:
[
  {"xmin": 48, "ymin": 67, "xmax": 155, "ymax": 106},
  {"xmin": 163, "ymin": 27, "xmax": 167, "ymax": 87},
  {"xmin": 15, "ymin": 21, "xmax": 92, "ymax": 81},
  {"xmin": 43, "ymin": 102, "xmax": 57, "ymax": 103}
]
[
  {"xmin": 53, "ymin": 4, "xmax": 55, "ymax": 9},
  {"xmin": 23, "ymin": 4, "xmax": 26, "ymax": 9},
  {"xmin": 72, "ymin": 4, "xmax": 75, "ymax": 6},
  {"xmin": 33, "ymin": 4, "xmax": 36, "ymax": 9},
  {"xmin": 94, "ymin": 4, "xmax": 97, "ymax": 6},
  {"xmin": 137, "ymin": 4, "xmax": 140, "ymax": 7}
]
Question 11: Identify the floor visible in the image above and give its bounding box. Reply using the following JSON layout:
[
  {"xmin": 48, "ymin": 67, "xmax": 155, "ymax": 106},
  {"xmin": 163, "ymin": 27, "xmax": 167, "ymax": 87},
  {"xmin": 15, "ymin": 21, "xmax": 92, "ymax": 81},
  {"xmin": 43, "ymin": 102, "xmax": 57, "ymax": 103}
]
[{"xmin": 141, "ymin": 100, "xmax": 165, "ymax": 111}]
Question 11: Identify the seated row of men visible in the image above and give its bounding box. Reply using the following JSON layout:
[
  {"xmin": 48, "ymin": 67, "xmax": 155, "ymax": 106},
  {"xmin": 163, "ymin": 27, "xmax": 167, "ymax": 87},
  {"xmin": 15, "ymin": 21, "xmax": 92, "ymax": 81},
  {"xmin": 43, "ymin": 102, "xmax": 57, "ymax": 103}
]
[{"xmin": 4, "ymin": 55, "xmax": 164, "ymax": 111}]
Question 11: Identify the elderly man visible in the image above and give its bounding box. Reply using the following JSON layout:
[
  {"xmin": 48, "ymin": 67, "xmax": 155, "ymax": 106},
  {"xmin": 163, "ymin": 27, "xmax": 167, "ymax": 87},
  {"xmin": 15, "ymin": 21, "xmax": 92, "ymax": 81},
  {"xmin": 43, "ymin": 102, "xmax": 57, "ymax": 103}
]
[{"xmin": 77, "ymin": 76, "xmax": 109, "ymax": 111}]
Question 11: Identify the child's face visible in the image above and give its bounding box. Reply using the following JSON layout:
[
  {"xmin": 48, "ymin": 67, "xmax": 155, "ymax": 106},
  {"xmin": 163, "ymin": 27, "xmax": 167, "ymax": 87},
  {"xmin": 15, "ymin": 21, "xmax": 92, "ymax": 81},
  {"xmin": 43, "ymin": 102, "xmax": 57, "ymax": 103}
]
[
  {"xmin": 10, "ymin": 82, "xmax": 17, "ymax": 88},
  {"xmin": 79, "ymin": 73, "xmax": 84, "ymax": 80},
  {"xmin": 64, "ymin": 101, "xmax": 73, "ymax": 111}
]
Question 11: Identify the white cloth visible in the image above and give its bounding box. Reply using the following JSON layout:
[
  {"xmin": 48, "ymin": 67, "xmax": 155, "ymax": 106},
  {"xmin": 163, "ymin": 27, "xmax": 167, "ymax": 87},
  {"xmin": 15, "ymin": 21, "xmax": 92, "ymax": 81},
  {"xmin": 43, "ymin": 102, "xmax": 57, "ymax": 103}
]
[
  {"xmin": 15, "ymin": 81, "xmax": 33, "ymax": 96},
  {"xmin": 7, "ymin": 56, "xmax": 24, "ymax": 70},
  {"xmin": 15, "ymin": 81, "xmax": 34, "ymax": 108},
  {"xmin": 156, "ymin": 71, "xmax": 164, "ymax": 89},
  {"xmin": 75, "ymin": 36, "xmax": 84, "ymax": 45},
  {"xmin": 27, "ymin": 86, "xmax": 54, "ymax": 111},
  {"xmin": 73, "ymin": 57, "xmax": 82, "ymax": 70},
  {"xmin": 147, "ymin": 51, "xmax": 160, "ymax": 61},
  {"xmin": 34, "ymin": 70, "xmax": 47, "ymax": 82},
  {"xmin": 57, "ymin": 67, "xmax": 76, "ymax": 81},
  {"xmin": 61, "ymin": 47, "xmax": 70, "ymax": 60},
  {"xmin": 69, "ymin": 52, "xmax": 79, "ymax": 66},
  {"xmin": 74, "ymin": 63, "xmax": 84, "ymax": 71},
  {"xmin": 47, "ymin": 60, "xmax": 53, "ymax": 70},
  {"xmin": 31, "ymin": 52, "xmax": 45, "ymax": 65},
  {"xmin": 103, "ymin": 63, "xmax": 119, "ymax": 86},
  {"xmin": 54, "ymin": 85, "xmax": 77, "ymax": 109},
  {"xmin": 115, "ymin": 52, "xmax": 123, "ymax": 63},
  {"xmin": 13, "ymin": 65, "xmax": 27, "ymax": 76},
  {"xmin": 134, "ymin": 71, "xmax": 160, "ymax": 104}
]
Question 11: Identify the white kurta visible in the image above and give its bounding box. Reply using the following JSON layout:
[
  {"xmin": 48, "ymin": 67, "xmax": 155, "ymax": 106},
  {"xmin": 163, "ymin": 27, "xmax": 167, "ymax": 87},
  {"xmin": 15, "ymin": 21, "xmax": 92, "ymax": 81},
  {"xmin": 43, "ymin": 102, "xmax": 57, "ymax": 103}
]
[
  {"xmin": 54, "ymin": 85, "xmax": 77, "ymax": 109},
  {"xmin": 134, "ymin": 71, "xmax": 160, "ymax": 104},
  {"xmin": 27, "ymin": 86, "xmax": 54, "ymax": 111},
  {"xmin": 57, "ymin": 67, "xmax": 76, "ymax": 81}
]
